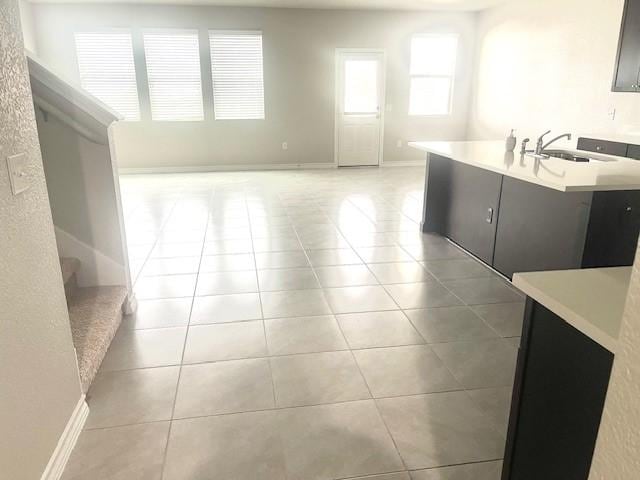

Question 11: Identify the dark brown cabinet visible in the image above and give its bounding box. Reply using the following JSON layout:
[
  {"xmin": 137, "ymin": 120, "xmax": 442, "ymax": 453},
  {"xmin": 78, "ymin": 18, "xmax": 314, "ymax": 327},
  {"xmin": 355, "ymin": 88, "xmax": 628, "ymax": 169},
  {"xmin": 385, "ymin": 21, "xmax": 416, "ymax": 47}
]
[
  {"xmin": 422, "ymin": 155, "xmax": 501, "ymax": 264},
  {"xmin": 613, "ymin": 0, "xmax": 640, "ymax": 92},
  {"xmin": 583, "ymin": 190, "xmax": 640, "ymax": 267},
  {"xmin": 502, "ymin": 301, "xmax": 613, "ymax": 480},
  {"xmin": 421, "ymin": 138, "xmax": 640, "ymax": 279},
  {"xmin": 492, "ymin": 178, "xmax": 592, "ymax": 279},
  {"xmin": 444, "ymin": 160, "xmax": 502, "ymax": 264}
]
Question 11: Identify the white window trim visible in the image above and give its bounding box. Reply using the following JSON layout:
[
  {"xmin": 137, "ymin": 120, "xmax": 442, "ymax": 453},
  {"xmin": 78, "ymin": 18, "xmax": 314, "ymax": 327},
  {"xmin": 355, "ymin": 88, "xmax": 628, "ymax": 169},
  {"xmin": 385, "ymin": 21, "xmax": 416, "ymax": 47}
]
[
  {"xmin": 209, "ymin": 29, "xmax": 265, "ymax": 121},
  {"xmin": 409, "ymin": 33, "xmax": 459, "ymax": 117},
  {"xmin": 142, "ymin": 28, "xmax": 205, "ymax": 122}
]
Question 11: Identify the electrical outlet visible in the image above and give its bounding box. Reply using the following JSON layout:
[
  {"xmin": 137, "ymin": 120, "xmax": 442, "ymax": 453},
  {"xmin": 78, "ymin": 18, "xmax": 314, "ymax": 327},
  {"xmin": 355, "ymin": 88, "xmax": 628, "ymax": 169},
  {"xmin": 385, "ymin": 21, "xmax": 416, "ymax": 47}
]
[
  {"xmin": 396, "ymin": 140, "xmax": 403, "ymax": 148},
  {"xmin": 282, "ymin": 142, "xmax": 288, "ymax": 150},
  {"xmin": 6, "ymin": 153, "xmax": 31, "ymax": 195}
]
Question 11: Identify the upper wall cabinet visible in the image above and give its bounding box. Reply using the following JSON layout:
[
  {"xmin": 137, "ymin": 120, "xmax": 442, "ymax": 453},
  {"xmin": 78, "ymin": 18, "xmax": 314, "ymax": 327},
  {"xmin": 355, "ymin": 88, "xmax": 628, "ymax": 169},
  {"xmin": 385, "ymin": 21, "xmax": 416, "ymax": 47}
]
[{"xmin": 613, "ymin": 0, "xmax": 640, "ymax": 92}]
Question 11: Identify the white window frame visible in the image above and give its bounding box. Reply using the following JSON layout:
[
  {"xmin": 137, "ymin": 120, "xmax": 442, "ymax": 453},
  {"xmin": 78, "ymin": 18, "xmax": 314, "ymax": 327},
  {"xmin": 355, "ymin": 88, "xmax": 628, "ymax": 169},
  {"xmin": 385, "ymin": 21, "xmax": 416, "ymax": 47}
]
[
  {"xmin": 143, "ymin": 28, "xmax": 205, "ymax": 122},
  {"xmin": 409, "ymin": 33, "xmax": 458, "ymax": 117},
  {"xmin": 209, "ymin": 29, "xmax": 265, "ymax": 120},
  {"xmin": 74, "ymin": 29, "xmax": 141, "ymax": 121}
]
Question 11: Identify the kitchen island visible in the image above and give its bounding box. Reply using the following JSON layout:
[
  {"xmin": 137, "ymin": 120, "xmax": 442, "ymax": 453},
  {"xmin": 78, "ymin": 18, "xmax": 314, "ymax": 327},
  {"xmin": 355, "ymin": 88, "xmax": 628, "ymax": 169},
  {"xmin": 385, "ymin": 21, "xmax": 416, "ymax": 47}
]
[{"xmin": 409, "ymin": 140, "xmax": 640, "ymax": 278}]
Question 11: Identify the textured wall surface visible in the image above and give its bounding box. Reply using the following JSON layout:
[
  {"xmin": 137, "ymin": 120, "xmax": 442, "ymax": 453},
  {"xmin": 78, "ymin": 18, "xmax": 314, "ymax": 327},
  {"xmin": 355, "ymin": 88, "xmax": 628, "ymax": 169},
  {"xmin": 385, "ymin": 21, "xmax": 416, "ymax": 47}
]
[
  {"xmin": 31, "ymin": 4, "xmax": 476, "ymax": 169},
  {"xmin": 468, "ymin": 0, "xmax": 640, "ymax": 141},
  {"xmin": 590, "ymin": 244, "xmax": 640, "ymax": 479},
  {"xmin": 0, "ymin": 1, "xmax": 82, "ymax": 478}
]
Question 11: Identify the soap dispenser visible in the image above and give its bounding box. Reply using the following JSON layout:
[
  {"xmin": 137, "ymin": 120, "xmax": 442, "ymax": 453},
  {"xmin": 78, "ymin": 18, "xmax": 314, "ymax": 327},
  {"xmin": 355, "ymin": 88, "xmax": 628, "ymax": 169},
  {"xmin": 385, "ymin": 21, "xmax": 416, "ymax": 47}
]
[{"xmin": 506, "ymin": 129, "xmax": 517, "ymax": 152}]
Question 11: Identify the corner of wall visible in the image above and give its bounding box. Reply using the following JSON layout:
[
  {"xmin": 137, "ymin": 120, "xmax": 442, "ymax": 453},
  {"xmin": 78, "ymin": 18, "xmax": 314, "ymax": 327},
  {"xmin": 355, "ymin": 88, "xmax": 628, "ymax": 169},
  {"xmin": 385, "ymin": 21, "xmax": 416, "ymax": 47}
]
[{"xmin": 18, "ymin": 0, "xmax": 38, "ymax": 54}]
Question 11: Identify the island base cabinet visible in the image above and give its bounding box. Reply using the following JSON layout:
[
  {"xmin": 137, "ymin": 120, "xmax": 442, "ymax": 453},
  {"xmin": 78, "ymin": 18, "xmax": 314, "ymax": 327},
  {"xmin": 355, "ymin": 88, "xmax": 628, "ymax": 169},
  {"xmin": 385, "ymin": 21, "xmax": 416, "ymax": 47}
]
[
  {"xmin": 582, "ymin": 190, "xmax": 640, "ymax": 268},
  {"xmin": 423, "ymin": 154, "xmax": 502, "ymax": 264},
  {"xmin": 502, "ymin": 300, "xmax": 613, "ymax": 480},
  {"xmin": 492, "ymin": 177, "xmax": 592, "ymax": 279},
  {"xmin": 422, "ymin": 154, "xmax": 640, "ymax": 278}
]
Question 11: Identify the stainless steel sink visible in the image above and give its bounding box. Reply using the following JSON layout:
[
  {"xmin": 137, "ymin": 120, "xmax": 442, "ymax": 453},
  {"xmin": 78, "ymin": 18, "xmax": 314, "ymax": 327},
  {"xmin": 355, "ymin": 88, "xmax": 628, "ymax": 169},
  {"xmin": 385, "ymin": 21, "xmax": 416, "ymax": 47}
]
[{"xmin": 542, "ymin": 149, "xmax": 592, "ymax": 162}]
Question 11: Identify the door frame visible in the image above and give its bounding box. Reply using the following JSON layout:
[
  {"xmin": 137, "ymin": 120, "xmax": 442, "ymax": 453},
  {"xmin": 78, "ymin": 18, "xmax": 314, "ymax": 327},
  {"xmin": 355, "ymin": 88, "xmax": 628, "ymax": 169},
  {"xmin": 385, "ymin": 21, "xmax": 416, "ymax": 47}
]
[{"xmin": 334, "ymin": 48, "xmax": 387, "ymax": 167}]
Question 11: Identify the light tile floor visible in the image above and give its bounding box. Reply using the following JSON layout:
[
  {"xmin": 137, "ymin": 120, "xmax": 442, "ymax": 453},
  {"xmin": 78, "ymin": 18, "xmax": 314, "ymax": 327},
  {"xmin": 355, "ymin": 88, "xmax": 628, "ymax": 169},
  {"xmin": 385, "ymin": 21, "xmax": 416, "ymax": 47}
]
[{"xmin": 62, "ymin": 167, "xmax": 524, "ymax": 480}]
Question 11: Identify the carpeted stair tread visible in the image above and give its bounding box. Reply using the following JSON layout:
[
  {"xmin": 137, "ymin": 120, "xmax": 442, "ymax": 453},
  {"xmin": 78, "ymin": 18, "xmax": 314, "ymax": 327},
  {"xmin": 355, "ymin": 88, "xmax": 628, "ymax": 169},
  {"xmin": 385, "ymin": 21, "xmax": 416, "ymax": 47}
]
[{"xmin": 68, "ymin": 286, "xmax": 127, "ymax": 392}]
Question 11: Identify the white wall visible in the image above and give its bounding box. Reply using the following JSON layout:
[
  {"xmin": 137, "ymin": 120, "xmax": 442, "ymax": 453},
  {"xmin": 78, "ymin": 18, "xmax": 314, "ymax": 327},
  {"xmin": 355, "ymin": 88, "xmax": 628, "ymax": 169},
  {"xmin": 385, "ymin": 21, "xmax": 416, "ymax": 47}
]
[
  {"xmin": 18, "ymin": 0, "xmax": 38, "ymax": 52},
  {"xmin": 468, "ymin": 0, "xmax": 640, "ymax": 141},
  {"xmin": 31, "ymin": 4, "xmax": 476, "ymax": 170},
  {"xmin": 590, "ymin": 242, "xmax": 640, "ymax": 478},
  {"xmin": 0, "ymin": 1, "xmax": 83, "ymax": 478}
]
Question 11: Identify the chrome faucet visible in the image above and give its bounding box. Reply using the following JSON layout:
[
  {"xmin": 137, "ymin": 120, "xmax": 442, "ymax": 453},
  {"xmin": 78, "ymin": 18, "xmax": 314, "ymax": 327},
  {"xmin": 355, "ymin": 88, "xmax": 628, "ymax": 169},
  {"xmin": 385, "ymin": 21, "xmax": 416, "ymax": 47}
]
[
  {"xmin": 535, "ymin": 131, "xmax": 572, "ymax": 155},
  {"xmin": 534, "ymin": 130, "xmax": 552, "ymax": 155}
]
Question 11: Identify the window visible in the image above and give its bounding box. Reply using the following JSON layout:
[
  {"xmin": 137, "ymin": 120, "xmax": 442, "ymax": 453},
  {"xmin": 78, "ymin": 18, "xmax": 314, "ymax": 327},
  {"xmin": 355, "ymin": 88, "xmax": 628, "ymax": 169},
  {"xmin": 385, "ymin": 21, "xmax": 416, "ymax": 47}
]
[
  {"xmin": 210, "ymin": 31, "xmax": 265, "ymax": 120},
  {"xmin": 143, "ymin": 30, "xmax": 204, "ymax": 121},
  {"xmin": 409, "ymin": 34, "xmax": 458, "ymax": 116},
  {"xmin": 344, "ymin": 59, "xmax": 378, "ymax": 114},
  {"xmin": 74, "ymin": 32, "xmax": 140, "ymax": 121}
]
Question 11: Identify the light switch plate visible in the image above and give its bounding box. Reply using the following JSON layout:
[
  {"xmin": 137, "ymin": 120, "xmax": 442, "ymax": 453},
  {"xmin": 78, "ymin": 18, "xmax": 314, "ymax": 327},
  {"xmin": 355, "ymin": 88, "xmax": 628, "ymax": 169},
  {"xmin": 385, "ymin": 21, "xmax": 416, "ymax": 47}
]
[{"xmin": 6, "ymin": 153, "xmax": 31, "ymax": 195}]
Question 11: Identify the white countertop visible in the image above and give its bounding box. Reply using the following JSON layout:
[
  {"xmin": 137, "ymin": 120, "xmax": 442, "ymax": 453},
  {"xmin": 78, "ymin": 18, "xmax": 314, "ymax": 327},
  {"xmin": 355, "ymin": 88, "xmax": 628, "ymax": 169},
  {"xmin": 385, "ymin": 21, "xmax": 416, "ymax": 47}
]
[
  {"xmin": 513, "ymin": 267, "xmax": 632, "ymax": 353},
  {"xmin": 409, "ymin": 140, "xmax": 640, "ymax": 192}
]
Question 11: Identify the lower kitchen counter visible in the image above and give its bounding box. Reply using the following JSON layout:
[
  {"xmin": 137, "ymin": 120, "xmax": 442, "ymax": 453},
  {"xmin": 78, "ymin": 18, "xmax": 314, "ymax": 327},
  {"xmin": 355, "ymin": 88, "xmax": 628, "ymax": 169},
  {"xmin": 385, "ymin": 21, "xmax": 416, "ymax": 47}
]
[
  {"xmin": 502, "ymin": 266, "xmax": 631, "ymax": 480},
  {"xmin": 512, "ymin": 266, "xmax": 631, "ymax": 353}
]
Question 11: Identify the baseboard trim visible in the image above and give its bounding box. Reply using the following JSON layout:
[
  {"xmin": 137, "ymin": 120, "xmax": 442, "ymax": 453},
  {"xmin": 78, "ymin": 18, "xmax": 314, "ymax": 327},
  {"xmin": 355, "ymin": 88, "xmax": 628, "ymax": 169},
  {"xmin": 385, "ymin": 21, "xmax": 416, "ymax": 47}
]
[
  {"xmin": 120, "ymin": 163, "xmax": 337, "ymax": 174},
  {"xmin": 41, "ymin": 396, "xmax": 89, "ymax": 480},
  {"xmin": 123, "ymin": 292, "xmax": 138, "ymax": 315},
  {"xmin": 381, "ymin": 160, "xmax": 427, "ymax": 167}
]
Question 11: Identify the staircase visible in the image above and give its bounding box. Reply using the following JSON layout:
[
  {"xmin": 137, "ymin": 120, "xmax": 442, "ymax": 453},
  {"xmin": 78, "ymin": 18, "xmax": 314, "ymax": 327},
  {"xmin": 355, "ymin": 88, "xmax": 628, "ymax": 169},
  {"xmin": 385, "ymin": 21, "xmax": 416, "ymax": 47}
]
[{"xmin": 60, "ymin": 257, "xmax": 127, "ymax": 392}]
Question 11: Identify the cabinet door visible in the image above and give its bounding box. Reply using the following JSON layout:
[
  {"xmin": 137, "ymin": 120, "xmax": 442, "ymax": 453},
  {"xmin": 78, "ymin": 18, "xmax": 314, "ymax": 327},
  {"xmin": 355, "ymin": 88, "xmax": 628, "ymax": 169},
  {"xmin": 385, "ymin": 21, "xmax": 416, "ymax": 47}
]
[
  {"xmin": 493, "ymin": 177, "xmax": 592, "ymax": 279},
  {"xmin": 422, "ymin": 154, "xmax": 452, "ymax": 234},
  {"xmin": 503, "ymin": 301, "xmax": 613, "ymax": 480},
  {"xmin": 576, "ymin": 137, "xmax": 629, "ymax": 157},
  {"xmin": 627, "ymin": 144, "xmax": 640, "ymax": 159},
  {"xmin": 613, "ymin": 0, "xmax": 640, "ymax": 92},
  {"xmin": 582, "ymin": 190, "xmax": 640, "ymax": 267},
  {"xmin": 445, "ymin": 161, "xmax": 503, "ymax": 264}
]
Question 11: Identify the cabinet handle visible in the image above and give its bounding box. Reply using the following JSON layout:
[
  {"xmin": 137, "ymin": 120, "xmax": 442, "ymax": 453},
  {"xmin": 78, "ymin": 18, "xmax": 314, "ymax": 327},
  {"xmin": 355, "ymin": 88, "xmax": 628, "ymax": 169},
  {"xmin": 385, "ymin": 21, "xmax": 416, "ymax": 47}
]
[{"xmin": 486, "ymin": 207, "xmax": 494, "ymax": 224}]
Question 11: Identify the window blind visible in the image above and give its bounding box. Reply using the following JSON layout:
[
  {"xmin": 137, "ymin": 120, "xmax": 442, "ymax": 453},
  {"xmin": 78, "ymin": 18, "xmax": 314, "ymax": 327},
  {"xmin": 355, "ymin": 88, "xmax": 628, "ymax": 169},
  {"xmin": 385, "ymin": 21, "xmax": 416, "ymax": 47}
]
[
  {"xmin": 143, "ymin": 31, "xmax": 204, "ymax": 121},
  {"xmin": 210, "ymin": 31, "xmax": 265, "ymax": 120},
  {"xmin": 74, "ymin": 32, "xmax": 140, "ymax": 121}
]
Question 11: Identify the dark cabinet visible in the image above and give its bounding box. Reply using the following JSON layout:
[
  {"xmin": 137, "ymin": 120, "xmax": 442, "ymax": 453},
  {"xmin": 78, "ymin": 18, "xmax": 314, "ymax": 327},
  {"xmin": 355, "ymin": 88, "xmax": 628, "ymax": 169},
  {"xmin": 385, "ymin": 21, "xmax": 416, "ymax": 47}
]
[
  {"xmin": 445, "ymin": 161, "xmax": 502, "ymax": 264},
  {"xmin": 502, "ymin": 300, "xmax": 613, "ymax": 480},
  {"xmin": 627, "ymin": 144, "xmax": 640, "ymax": 159},
  {"xmin": 583, "ymin": 190, "xmax": 640, "ymax": 267},
  {"xmin": 422, "ymin": 155, "xmax": 502, "ymax": 264},
  {"xmin": 576, "ymin": 137, "xmax": 629, "ymax": 157},
  {"xmin": 613, "ymin": 0, "xmax": 640, "ymax": 92},
  {"xmin": 422, "ymin": 139, "xmax": 640, "ymax": 278},
  {"xmin": 493, "ymin": 178, "xmax": 592, "ymax": 279}
]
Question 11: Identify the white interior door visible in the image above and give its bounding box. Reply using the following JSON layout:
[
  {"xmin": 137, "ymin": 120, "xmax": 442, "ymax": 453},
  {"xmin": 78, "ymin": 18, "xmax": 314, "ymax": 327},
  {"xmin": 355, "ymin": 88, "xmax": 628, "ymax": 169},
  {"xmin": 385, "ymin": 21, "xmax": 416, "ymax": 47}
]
[{"xmin": 336, "ymin": 50, "xmax": 385, "ymax": 167}]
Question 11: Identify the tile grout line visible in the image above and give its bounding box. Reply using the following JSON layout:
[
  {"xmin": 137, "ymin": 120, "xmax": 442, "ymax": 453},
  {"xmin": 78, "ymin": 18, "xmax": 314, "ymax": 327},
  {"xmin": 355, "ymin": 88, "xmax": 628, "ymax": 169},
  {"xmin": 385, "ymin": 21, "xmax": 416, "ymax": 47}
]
[
  {"xmin": 334, "ymin": 315, "xmax": 410, "ymax": 473},
  {"xmin": 157, "ymin": 189, "xmax": 213, "ymax": 480},
  {"xmin": 247, "ymin": 198, "xmax": 280, "ymax": 416}
]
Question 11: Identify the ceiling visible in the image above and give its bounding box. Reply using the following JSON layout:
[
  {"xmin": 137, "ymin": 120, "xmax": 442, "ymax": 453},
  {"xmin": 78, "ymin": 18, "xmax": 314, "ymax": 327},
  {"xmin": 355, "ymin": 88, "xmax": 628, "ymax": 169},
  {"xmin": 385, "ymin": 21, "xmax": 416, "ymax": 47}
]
[{"xmin": 28, "ymin": 0, "xmax": 508, "ymax": 12}]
